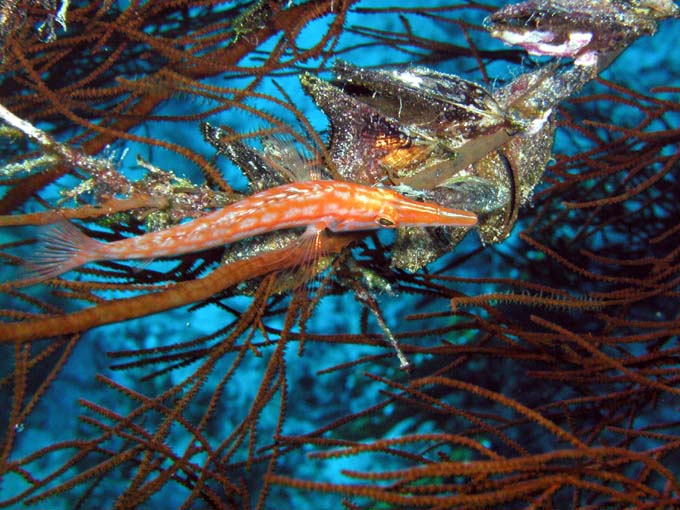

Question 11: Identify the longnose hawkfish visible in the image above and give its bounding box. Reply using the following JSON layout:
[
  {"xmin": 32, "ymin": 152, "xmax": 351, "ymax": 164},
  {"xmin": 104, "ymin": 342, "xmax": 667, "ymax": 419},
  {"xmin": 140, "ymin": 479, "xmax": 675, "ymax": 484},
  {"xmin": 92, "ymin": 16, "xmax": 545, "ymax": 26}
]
[{"xmin": 15, "ymin": 180, "xmax": 477, "ymax": 285}]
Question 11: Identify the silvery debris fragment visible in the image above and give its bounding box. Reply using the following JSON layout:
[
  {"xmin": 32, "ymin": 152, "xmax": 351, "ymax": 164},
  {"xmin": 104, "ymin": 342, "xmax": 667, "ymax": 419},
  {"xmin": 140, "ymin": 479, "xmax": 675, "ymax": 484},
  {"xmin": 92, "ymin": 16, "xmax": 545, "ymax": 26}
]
[
  {"xmin": 300, "ymin": 71, "xmax": 419, "ymax": 184},
  {"xmin": 332, "ymin": 61, "xmax": 512, "ymax": 143},
  {"xmin": 432, "ymin": 177, "xmax": 510, "ymax": 216},
  {"xmin": 300, "ymin": 60, "xmax": 559, "ymax": 269},
  {"xmin": 201, "ymin": 122, "xmax": 289, "ymax": 191},
  {"xmin": 300, "ymin": 61, "xmax": 518, "ymax": 186},
  {"xmin": 485, "ymin": 0, "xmax": 679, "ymax": 66},
  {"xmin": 298, "ymin": 0, "xmax": 676, "ymax": 271}
]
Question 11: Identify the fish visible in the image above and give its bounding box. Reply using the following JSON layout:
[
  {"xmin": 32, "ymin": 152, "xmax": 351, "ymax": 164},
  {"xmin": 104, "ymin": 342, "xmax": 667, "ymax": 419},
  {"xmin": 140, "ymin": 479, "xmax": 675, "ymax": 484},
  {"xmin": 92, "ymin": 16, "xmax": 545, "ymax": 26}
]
[{"xmin": 14, "ymin": 180, "xmax": 477, "ymax": 284}]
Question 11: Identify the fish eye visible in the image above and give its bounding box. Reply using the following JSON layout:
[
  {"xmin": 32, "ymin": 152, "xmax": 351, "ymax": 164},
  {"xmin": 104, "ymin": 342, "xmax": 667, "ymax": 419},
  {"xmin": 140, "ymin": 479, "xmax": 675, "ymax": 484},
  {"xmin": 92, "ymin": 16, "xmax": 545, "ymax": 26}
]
[{"xmin": 376, "ymin": 216, "xmax": 395, "ymax": 227}]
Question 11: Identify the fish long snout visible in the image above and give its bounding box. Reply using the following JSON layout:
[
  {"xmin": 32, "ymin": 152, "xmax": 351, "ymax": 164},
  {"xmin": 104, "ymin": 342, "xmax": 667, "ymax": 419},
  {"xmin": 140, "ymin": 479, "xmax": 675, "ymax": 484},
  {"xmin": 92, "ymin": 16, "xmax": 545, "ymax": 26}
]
[
  {"xmin": 436, "ymin": 206, "xmax": 478, "ymax": 227},
  {"xmin": 396, "ymin": 200, "xmax": 478, "ymax": 228}
]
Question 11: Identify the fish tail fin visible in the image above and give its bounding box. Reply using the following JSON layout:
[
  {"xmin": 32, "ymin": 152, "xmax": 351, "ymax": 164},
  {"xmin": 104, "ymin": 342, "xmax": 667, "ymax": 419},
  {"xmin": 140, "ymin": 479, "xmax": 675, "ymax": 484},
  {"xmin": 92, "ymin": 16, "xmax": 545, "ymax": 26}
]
[{"xmin": 15, "ymin": 222, "xmax": 106, "ymax": 286}]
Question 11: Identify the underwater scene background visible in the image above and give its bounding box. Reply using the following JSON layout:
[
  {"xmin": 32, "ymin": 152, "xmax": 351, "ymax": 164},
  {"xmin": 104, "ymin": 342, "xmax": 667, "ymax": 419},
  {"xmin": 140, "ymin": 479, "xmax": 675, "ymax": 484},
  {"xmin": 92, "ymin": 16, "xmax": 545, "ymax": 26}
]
[{"xmin": 0, "ymin": 0, "xmax": 679, "ymax": 508}]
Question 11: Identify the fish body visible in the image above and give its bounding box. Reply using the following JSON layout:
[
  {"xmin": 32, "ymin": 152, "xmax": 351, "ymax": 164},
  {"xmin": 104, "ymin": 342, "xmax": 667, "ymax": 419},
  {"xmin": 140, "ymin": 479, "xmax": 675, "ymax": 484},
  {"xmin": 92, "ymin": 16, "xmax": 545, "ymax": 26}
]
[{"xmin": 20, "ymin": 180, "xmax": 477, "ymax": 283}]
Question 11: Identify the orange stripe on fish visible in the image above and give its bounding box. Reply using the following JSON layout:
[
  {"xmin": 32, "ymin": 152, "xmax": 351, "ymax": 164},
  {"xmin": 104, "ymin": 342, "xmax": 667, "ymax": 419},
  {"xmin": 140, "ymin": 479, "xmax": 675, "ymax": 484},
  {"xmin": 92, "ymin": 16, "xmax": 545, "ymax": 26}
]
[{"xmin": 15, "ymin": 180, "xmax": 477, "ymax": 284}]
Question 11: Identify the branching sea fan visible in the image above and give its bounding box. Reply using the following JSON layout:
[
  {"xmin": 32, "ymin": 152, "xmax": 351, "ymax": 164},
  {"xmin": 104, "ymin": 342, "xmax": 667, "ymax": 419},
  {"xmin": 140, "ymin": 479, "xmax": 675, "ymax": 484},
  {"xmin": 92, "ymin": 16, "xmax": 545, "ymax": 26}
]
[{"xmin": 0, "ymin": 1, "xmax": 679, "ymax": 508}]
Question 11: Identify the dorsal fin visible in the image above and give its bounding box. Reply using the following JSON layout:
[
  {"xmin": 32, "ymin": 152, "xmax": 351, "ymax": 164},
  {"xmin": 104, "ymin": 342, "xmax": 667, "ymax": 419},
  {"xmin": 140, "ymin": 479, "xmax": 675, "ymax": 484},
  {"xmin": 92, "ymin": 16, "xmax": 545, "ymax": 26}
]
[{"xmin": 260, "ymin": 135, "xmax": 326, "ymax": 182}]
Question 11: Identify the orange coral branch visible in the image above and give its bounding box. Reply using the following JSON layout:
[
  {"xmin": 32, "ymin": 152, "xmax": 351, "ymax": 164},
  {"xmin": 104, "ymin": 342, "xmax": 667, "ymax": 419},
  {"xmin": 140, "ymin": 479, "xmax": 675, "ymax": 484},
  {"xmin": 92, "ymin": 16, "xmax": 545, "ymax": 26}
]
[{"xmin": 0, "ymin": 233, "xmax": 357, "ymax": 343}]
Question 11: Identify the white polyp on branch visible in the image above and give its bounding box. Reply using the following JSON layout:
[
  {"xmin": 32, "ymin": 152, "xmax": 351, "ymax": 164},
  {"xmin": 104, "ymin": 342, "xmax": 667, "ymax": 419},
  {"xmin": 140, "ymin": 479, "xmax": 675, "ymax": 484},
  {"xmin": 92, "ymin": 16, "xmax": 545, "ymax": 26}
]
[
  {"xmin": 0, "ymin": 100, "xmax": 113, "ymax": 176},
  {"xmin": 0, "ymin": 101, "xmax": 54, "ymax": 148}
]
